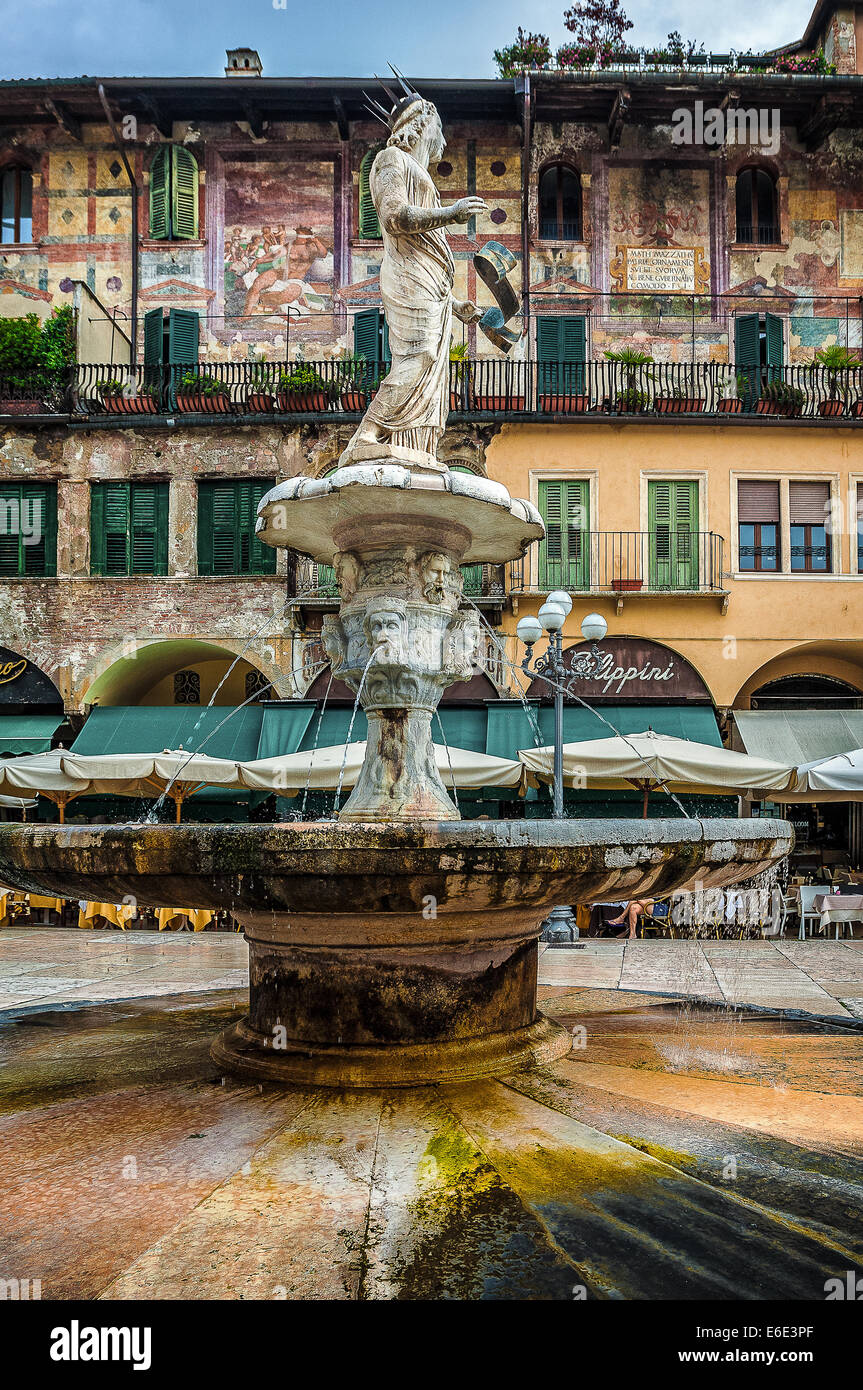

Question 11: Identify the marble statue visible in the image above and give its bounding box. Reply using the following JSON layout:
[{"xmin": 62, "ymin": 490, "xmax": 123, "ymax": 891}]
[{"xmin": 342, "ymin": 87, "xmax": 487, "ymax": 472}]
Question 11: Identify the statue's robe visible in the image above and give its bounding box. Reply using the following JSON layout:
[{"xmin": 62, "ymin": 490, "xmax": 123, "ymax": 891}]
[{"xmin": 343, "ymin": 145, "xmax": 454, "ymax": 468}]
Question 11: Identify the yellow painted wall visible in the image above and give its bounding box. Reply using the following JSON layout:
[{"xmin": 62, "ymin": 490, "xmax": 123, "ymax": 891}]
[{"xmin": 486, "ymin": 421, "xmax": 863, "ymax": 708}]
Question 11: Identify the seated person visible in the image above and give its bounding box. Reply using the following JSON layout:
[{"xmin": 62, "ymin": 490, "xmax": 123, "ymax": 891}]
[{"xmin": 606, "ymin": 898, "xmax": 655, "ymax": 940}]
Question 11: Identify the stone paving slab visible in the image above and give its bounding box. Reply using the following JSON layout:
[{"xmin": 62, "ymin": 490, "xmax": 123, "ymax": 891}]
[{"xmin": 538, "ymin": 940, "xmax": 863, "ymax": 1020}]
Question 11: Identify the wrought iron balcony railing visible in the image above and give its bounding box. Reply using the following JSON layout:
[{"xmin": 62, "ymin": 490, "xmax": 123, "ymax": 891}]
[
  {"xmin": 509, "ymin": 531, "xmax": 726, "ymax": 595},
  {"xmin": 3, "ymin": 360, "xmax": 863, "ymax": 422}
]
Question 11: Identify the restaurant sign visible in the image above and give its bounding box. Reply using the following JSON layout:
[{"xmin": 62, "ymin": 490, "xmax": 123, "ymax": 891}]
[
  {"xmin": 0, "ymin": 647, "xmax": 62, "ymax": 706},
  {"xmin": 527, "ymin": 637, "xmax": 711, "ymax": 702}
]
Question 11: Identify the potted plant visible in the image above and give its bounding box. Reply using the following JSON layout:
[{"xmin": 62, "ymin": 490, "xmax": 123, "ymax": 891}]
[
  {"xmin": 449, "ymin": 342, "xmax": 473, "ymax": 411},
  {"xmin": 276, "ymin": 364, "xmax": 337, "ymax": 412},
  {"xmin": 604, "ymin": 347, "xmax": 654, "ymax": 413},
  {"xmin": 175, "ymin": 371, "xmax": 232, "ymax": 414},
  {"xmin": 97, "ymin": 378, "xmax": 160, "ymax": 416},
  {"xmin": 338, "ymin": 354, "xmax": 370, "ymax": 412},
  {"xmin": 757, "ymin": 379, "xmax": 805, "ymax": 417},
  {"xmin": 812, "ymin": 345, "xmax": 859, "ymax": 418},
  {"xmin": 244, "ymin": 363, "xmax": 276, "ymax": 413},
  {"xmin": 716, "ymin": 373, "xmax": 748, "ymax": 414},
  {"xmin": 755, "ymin": 380, "xmax": 782, "ymax": 415}
]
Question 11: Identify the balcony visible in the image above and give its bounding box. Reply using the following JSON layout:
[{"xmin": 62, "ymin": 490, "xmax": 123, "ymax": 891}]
[
  {"xmin": 509, "ymin": 531, "xmax": 727, "ymax": 612},
  {"xmin": 3, "ymin": 361, "xmax": 863, "ymax": 425}
]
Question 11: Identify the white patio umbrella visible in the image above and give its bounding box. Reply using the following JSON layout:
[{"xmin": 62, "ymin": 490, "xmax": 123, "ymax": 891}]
[
  {"xmin": 771, "ymin": 746, "xmax": 863, "ymax": 803},
  {"xmin": 519, "ymin": 730, "xmax": 798, "ymax": 817},
  {"xmin": 239, "ymin": 742, "xmax": 523, "ymax": 794},
  {"xmin": 0, "ymin": 748, "xmax": 244, "ymax": 822}
]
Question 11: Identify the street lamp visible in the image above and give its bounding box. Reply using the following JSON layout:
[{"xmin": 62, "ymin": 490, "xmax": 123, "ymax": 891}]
[{"xmin": 517, "ymin": 602, "xmax": 609, "ymax": 942}]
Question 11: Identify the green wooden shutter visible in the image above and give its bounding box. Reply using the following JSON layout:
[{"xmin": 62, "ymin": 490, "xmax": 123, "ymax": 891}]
[
  {"xmin": 22, "ymin": 482, "xmax": 56, "ymax": 576},
  {"xmin": 353, "ymin": 308, "xmax": 380, "ymax": 364},
  {"xmin": 765, "ymin": 312, "xmax": 784, "ymax": 372},
  {"xmin": 538, "ymin": 479, "xmax": 589, "ymax": 590},
  {"xmin": 171, "ymin": 146, "xmax": 199, "ymax": 241},
  {"xmin": 198, "ymin": 480, "xmax": 275, "ymax": 576},
  {"xmin": 149, "ymin": 147, "xmax": 169, "ymax": 239},
  {"xmin": 649, "ymin": 480, "xmax": 698, "ymax": 589},
  {"xmin": 0, "ymin": 483, "xmax": 55, "ymax": 576},
  {"xmin": 0, "ymin": 485, "xmax": 20, "ymax": 576},
  {"xmin": 144, "ymin": 308, "xmax": 163, "ymax": 365},
  {"xmin": 537, "ymin": 317, "xmax": 585, "ymax": 394},
  {"xmin": 130, "ymin": 482, "xmax": 168, "ymax": 575},
  {"xmin": 536, "ymin": 317, "xmax": 561, "ymax": 395},
  {"xmin": 168, "ymin": 308, "xmax": 199, "ymax": 367},
  {"xmin": 90, "ymin": 482, "xmax": 130, "ymax": 576},
  {"xmin": 735, "ymin": 313, "xmax": 760, "ymax": 408},
  {"xmin": 249, "ymin": 480, "xmax": 276, "ymax": 574},
  {"xmin": 358, "ymin": 149, "xmax": 381, "ymax": 240}
]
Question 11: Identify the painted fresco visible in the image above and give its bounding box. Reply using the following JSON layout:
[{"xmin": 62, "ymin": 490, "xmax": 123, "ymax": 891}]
[{"xmin": 223, "ymin": 158, "xmax": 334, "ymax": 326}]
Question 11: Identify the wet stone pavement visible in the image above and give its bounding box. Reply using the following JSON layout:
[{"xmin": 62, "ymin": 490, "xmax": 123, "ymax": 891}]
[{"xmin": 0, "ymin": 930, "xmax": 861, "ymax": 1300}]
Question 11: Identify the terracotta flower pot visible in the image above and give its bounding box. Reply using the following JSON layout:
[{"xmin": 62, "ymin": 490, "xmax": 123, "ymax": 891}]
[
  {"xmin": 472, "ymin": 395, "xmax": 525, "ymax": 411},
  {"xmin": 755, "ymin": 399, "xmax": 780, "ymax": 415},
  {"xmin": 851, "ymin": 400, "xmax": 863, "ymax": 418},
  {"xmin": 101, "ymin": 394, "xmax": 159, "ymax": 415},
  {"xmin": 176, "ymin": 393, "xmax": 231, "ymax": 414},
  {"xmin": 277, "ymin": 391, "xmax": 332, "ymax": 412},
  {"xmin": 717, "ymin": 398, "xmax": 743, "ymax": 413},
  {"xmin": 539, "ymin": 394, "xmax": 589, "ymax": 413},
  {"xmin": 611, "ymin": 578, "xmax": 643, "ymax": 592},
  {"xmin": 245, "ymin": 392, "xmax": 275, "ymax": 413},
  {"xmin": 818, "ymin": 399, "xmax": 845, "ymax": 418},
  {"xmin": 341, "ymin": 389, "xmax": 368, "ymax": 411},
  {"xmin": 0, "ymin": 399, "xmax": 42, "ymax": 415}
]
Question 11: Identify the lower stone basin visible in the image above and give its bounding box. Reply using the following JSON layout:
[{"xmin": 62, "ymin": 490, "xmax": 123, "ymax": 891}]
[{"xmin": 0, "ymin": 819, "xmax": 792, "ymax": 1087}]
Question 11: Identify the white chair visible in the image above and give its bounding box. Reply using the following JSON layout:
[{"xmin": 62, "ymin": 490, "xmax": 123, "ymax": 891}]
[{"xmin": 797, "ymin": 884, "xmax": 830, "ymax": 940}]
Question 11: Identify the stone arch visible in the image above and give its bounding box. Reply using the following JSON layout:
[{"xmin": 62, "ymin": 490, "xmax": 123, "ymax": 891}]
[
  {"xmin": 75, "ymin": 638, "xmax": 291, "ymax": 710},
  {"xmin": 732, "ymin": 641, "xmax": 863, "ymax": 711}
]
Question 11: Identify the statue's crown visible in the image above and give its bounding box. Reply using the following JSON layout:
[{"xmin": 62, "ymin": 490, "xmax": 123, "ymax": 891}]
[{"xmin": 363, "ymin": 64, "xmax": 423, "ymax": 129}]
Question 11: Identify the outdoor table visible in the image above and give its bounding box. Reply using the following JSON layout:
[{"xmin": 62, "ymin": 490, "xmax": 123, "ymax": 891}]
[
  {"xmin": 812, "ymin": 893, "xmax": 863, "ymax": 939},
  {"xmin": 156, "ymin": 907, "xmax": 215, "ymax": 932},
  {"xmin": 78, "ymin": 901, "xmax": 136, "ymax": 930},
  {"xmin": 28, "ymin": 894, "xmax": 65, "ymax": 913}
]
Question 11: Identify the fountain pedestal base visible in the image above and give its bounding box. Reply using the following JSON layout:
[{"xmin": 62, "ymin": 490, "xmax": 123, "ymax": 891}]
[{"xmin": 210, "ymin": 925, "xmax": 571, "ymax": 1087}]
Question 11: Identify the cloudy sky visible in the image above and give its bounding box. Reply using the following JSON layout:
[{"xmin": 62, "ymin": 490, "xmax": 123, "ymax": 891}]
[{"xmin": 1, "ymin": 0, "xmax": 816, "ymax": 79}]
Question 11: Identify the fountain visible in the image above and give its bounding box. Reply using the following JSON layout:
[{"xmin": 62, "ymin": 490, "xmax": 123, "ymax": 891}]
[{"xmin": 0, "ymin": 81, "xmax": 793, "ymax": 1092}]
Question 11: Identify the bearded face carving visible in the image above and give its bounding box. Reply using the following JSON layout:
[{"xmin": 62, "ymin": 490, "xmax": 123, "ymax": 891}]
[
  {"xmin": 419, "ymin": 550, "xmax": 452, "ymax": 604},
  {"xmin": 365, "ymin": 602, "xmax": 408, "ymax": 664}
]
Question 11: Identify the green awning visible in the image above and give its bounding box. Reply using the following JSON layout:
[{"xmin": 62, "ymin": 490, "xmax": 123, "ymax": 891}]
[
  {"xmin": 71, "ymin": 705, "xmax": 265, "ymax": 760},
  {"xmin": 0, "ymin": 715, "xmax": 64, "ymax": 754},
  {"xmin": 257, "ymin": 702, "xmax": 317, "ymax": 759},
  {"xmin": 298, "ymin": 707, "xmax": 368, "ymax": 751},
  {"xmin": 486, "ymin": 700, "xmax": 542, "ymax": 756},
  {"xmin": 555, "ymin": 703, "xmax": 722, "ymax": 746},
  {"xmin": 733, "ymin": 710, "xmax": 863, "ymax": 764},
  {"xmin": 434, "ymin": 706, "xmax": 488, "ymax": 753}
]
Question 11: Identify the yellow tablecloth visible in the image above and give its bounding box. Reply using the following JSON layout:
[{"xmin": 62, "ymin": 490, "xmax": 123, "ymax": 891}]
[
  {"xmin": 78, "ymin": 901, "xmax": 138, "ymax": 930},
  {"xmin": 28, "ymin": 894, "xmax": 65, "ymax": 913},
  {"xmin": 155, "ymin": 907, "xmax": 215, "ymax": 932}
]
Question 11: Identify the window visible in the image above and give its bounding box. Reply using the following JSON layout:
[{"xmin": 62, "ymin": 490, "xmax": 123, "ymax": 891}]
[
  {"xmin": 738, "ymin": 480, "xmax": 780, "ymax": 571},
  {"xmin": 538, "ymin": 479, "xmax": 589, "ymax": 590},
  {"xmin": 144, "ymin": 307, "xmax": 199, "ymax": 382},
  {"xmin": 353, "ymin": 308, "xmax": 389, "ymax": 370},
  {"xmin": 538, "ymin": 164, "xmax": 582, "ymax": 241},
  {"xmin": 197, "ymin": 480, "xmax": 277, "ymax": 575},
  {"xmin": 90, "ymin": 482, "xmax": 169, "ymax": 576},
  {"xmin": 245, "ymin": 669, "xmax": 270, "ymax": 701},
  {"xmin": 790, "ymin": 481, "xmax": 831, "ymax": 572},
  {"xmin": 648, "ymin": 480, "xmax": 699, "ymax": 589},
  {"xmin": 536, "ymin": 316, "xmax": 586, "ymax": 396},
  {"xmin": 173, "ymin": 670, "xmax": 200, "ymax": 705},
  {"xmin": 0, "ymin": 482, "xmax": 56, "ymax": 576},
  {"xmin": 857, "ymin": 486, "xmax": 863, "ymax": 573},
  {"xmin": 735, "ymin": 167, "xmax": 779, "ymax": 245},
  {"xmin": 735, "ymin": 312, "xmax": 784, "ymax": 407},
  {"xmin": 1, "ymin": 165, "xmax": 33, "ymax": 244},
  {"xmin": 149, "ymin": 146, "xmax": 199, "ymax": 241},
  {"xmin": 358, "ymin": 149, "xmax": 382, "ymax": 240}
]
